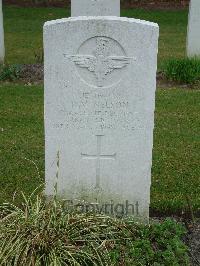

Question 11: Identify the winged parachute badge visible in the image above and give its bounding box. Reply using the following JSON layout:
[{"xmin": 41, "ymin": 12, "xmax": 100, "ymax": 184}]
[{"xmin": 64, "ymin": 37, "xmax": 133, "ymax": 87}]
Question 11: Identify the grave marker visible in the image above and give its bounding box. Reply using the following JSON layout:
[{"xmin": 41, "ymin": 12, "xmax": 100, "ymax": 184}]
[
  {"xmin": 71, "ymin": 0, "xmax": 120, "ymax": 17},
  {"xmin": 44, "ymin": 1, "xmax": 159, "ymax": 221},
  {"xmin": 187, "ymin": 0, "xmax": 200, "ymax": 57},
  {"xmin": 0, "ymin": 0, "xmax": 5, "ymax": 63}
]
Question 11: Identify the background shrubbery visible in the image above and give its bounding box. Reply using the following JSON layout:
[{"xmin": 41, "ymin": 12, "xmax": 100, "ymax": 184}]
[
  {"xmin": 163, "ymin": 58, "xmax": 200, "ymax": 84},
  {"xmin": 4, "ymin": 0, "xmax": 189, "ymax": 7}
]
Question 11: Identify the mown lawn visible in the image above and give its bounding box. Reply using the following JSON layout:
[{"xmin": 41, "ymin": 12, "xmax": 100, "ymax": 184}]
[
  {"xmin": 3, "ymin": 6, "xmax": 188, "ymax": 67},
  {"xmin": 0, "ymin": 84, "xmax": 199, "ymax": 214}
]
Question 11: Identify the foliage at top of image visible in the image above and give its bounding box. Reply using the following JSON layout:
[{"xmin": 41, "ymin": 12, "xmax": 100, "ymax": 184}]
[
  {"xmin": 163, "ymin": 57, "xmax": 200, "ymax": 84},
  {"xmin": 0, "ymin": 191, "xmax": 189, "ymax": 266}
]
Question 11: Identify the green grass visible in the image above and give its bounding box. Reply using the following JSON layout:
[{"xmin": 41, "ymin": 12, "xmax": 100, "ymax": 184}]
[
  {"xmin": 152, "ymin": 88, "xmax": 200, "ymax": 212},
  {"xmin": 3, "ymin": 6, "xmax": 188, "ymax": 67},
  {"xmin": 0, "ymin": 84, "xmax": 44, "ymax": 203},
  {"xmin": 0, "ymin": 84, "xmax": 200, "ymax": 214}
]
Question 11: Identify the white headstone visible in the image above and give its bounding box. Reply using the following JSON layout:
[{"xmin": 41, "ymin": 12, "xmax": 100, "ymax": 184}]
[
  {"xmin": 0, "ymin": 0, "xmax": 5, "ymax": 63},
  {"xmin": 71, "ymin": 0, "xmax": 120, "ymax": 17},
  {"xmin": 187, "ymin": 0, "xmax": 200, "ymax": 57},
  {"xmin": 44, "ymin": 16, "xmax": 159, "ymax": 221}
]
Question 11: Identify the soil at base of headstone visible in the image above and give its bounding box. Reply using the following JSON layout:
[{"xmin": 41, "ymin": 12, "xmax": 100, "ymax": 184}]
[{"xmin": 4, "ymin": 0, "xmax": 189, "ymax": 10}]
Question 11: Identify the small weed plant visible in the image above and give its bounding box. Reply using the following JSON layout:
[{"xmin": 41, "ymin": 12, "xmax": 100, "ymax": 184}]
[
  {"xmin": 0, "ymin": 64, "xmax": 22, "ymax": 81},
  {"xmin": 163, "ymin": 57, "xmax": 200, "ymax": 84},
  {"xmin": 34, "ymin": 48, "xmax": 44, "ymax": 63},
  {"xmin": 0, "ymin": 191, "xmax": 189, "ymax": 265}
]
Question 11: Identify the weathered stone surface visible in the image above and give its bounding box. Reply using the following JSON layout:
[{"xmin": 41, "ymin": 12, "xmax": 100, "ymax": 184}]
[
  {"xmin": 71, "ymin": 0, "xmax": 120, "ymax": 17},
  {"xmin": 187, "ymin": 0, "xmax": 200, "ymax": 57},
  {"xmin": 0, "ymin": 0, "xmax": 5, "ymax": 63},
  {"xmin": 44, "ymin": 16, "xmax": 159, "ymax": 220}
]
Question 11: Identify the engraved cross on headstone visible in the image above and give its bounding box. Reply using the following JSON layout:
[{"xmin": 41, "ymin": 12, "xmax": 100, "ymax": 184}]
[{"xmin": 81, "ymin": 135, "xmax": 116, "ymax": 189}]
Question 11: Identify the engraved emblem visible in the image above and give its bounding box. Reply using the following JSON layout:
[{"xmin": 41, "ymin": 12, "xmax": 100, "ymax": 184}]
[{"xmin": 64, "ymin": 37, "xmax": 134, "ymax": 88}]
